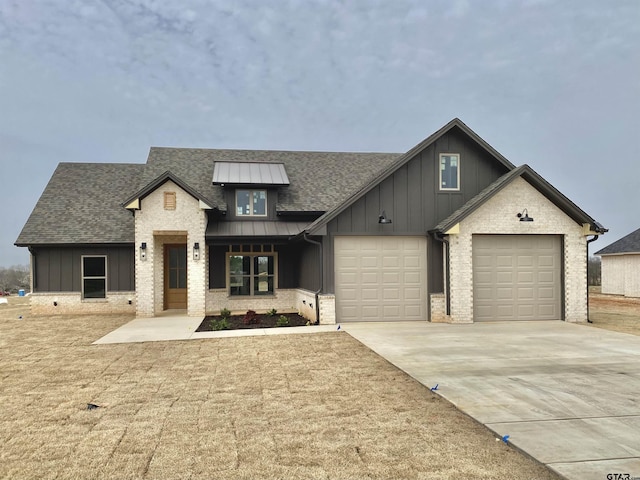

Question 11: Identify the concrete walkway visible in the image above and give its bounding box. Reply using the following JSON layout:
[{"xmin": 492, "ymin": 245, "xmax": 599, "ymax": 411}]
[
  {"xmin": 93, "ymin": 315, "xmax": 338, "ymax": 344},
  {"xmin": 341, "ymin": 321, "xmax": 640, "ymax": 480}
]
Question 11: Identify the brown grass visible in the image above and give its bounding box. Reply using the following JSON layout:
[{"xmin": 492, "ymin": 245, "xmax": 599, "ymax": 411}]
[
  {"xmin": 0, "ymin": 296, "xmax": 565, "ymax": 479},
  {"xmin": 588, "ymin": 289, "xmax": 640, "ymax": 336}
]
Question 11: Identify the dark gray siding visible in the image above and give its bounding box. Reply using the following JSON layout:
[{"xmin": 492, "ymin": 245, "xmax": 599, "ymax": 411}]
[
  {"xmin": 324, "ymin": 127, "xmax": 509, "ymax": 293},
  {"xmin": 209, "ymin": 245, "xmax": 227, "ymax": 289},
  {"xmin": 298, "ymin": 240, "xmax": 321, "ymax": 291},
  {"xmin": 33, "ymin": 246, "xmax": 134, "ymax": 292}
]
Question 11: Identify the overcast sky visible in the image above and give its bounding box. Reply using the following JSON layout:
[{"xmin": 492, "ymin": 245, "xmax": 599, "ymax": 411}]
[{"xmin": 1, "ymin": 0, "xmax": 638, "ymax": 266}]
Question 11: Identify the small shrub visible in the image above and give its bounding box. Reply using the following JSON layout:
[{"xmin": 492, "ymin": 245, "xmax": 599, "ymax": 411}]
[
  {"xmin": 276, "ymin": 315, "xmax": 289, "ymax": 327},
  {"xmin": 220, "ymin": 308, "xmax": 231, "ymax": 319},
  {"xmin": 210, "ymin": 318, "xmax": 231, "ymax": 331},
  {"xmin": 242, "ymin": 310, "xmax": 260, "ymax": 325},
  {"xmin": 266, "ymin": 308, "xmax": 278, "ymax": 317}
]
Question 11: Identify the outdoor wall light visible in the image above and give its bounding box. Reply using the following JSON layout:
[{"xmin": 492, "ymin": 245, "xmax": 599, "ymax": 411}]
[
  {"xmin": 378, "ymin": 210, "xmax": 392, "ymax": 224},
  {"xmin": 517, "ymin": 209, "xmax": 534, "ymax": 222},
  {"xmin": 140, "ymin": 242, "xmax": 147, "ymax": 261},
  {"xmin": 128, "ymin": 298, "xmax": 132, "ymax": 305},
  {"xmin": 53, "ymin": 298, "xmax": 58, "ymax": 307},
  {"xmin": 193, "ymin": 242, "xmax": 200, "ymax": 260}
]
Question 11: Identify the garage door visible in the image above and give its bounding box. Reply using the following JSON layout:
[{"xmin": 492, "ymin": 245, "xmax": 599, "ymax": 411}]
[
  {"xmin": 335, "ymin": 236, "xmax": 427, "ymax": 322},
  {"xmin": 473, "ymin": 235, "xmax": 561, "ymax": 321}
]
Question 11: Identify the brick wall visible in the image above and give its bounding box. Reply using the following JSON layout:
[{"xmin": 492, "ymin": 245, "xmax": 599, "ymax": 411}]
[
  {"xmin": 30, "ymin": 292, "xmax": 135, "ymax": 315},
  {"xmin": 204, "ymin": 288, "xmax": 327, "ymax": 323},
  {"xmin": 448, "ymin": 177, "xmax": 588, "ymax": 323},
  {"xmin": 135, "ymin": 180, "xmax": 207, "ymax": 317}
]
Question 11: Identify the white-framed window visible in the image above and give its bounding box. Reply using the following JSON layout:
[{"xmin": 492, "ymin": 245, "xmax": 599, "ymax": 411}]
[
  {"xmin": 439, "ymin": 153, "xmax": 460, "ymax": 191},
  {"xmin": 227, "ymin": 245, "xmax": 276, "ymax": 296},
  {"xmin": 236, "ymin": 189, "xmax": 267, "ymax": 216},
  {"xmin": 82, "ymin": 255, "xmax": 107, "ymax": 299}
]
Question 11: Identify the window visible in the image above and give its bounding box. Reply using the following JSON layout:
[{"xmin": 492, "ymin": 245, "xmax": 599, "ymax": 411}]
[
  {"xmin": 164, "ymin": 192, "xmax": 176, "ymax": 210},
  {"xmin": 439, "ymin": 153, "xmax": 460, "ymax": 190},
  {"xmin": 236, "ymin": 190, "xmax": 267, "ymax": 216},
  {"xmin": 228, "ymin": 245, "xmax": 275, "ymax": 296},
  {"xmin": 82, "ymin": 256, "xmax": 106, "ymax": 299}
]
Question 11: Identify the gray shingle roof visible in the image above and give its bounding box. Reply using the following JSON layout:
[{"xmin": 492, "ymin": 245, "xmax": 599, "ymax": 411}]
[
  {"xmin": 15, "ymin": 151, "xmax": 400, "ymax": 246},
  {"xmin": 142, "ymin": 148, "xmax": 400, "ymax": 212},
  {"xmin": 595, "ymin": 227, "xmax": 640, "ymax": 255},
  {"xmin": 15, "ymin": 163, "xmax": 144, "ymax": 245}
]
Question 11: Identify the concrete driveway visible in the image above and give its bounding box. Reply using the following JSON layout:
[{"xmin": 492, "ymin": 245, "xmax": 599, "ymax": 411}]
[{"xmin": 342, "ymin": 321, "xmax": 640, "ymax": 480}]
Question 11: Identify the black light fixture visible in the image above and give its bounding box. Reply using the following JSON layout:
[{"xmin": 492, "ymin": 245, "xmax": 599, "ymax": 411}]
[
  {"xmin": 378, "ymin": 210, "xmax": 392, "ymax": 224},
  {"xmin": 517, "ymin": 209, "xmax": 534, "ymax": 222},
  {"xmin": 193, "ymin": 242, "xmax": 200, "ymax": 260},
  {"xmin": 140, "ymin": 242, "xmax": 147, "ymax": 261}
]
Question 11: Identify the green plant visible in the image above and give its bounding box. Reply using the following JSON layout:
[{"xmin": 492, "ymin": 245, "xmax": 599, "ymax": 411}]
[
  {"xmin": 242, "ymin": 310, "xmax": 260, "ymax": 325},
  {"xmin": 266, "ymin": 308, "xmax": 278, "ymax": 317},
  {"xmin": 210, "ymin": 318, "xmax": 231, "ymax": 331},
  {"xmin": 276, "ymin": 315, "xmax": 289, "ymax": 327},
  {"xmin": 220, "ymin": 308, "xmax": 231, "ymax": 319}
]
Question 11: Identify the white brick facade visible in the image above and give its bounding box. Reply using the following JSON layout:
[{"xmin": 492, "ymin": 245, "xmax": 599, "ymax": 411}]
[
  {"xmin": 135, "ymin": 180, "xmax": 207, "ymax": 317},
  {"xmin": 30, "ymin": 292, "xmax": 135, "ymax": 315},
  {"xmin": 448, "ymin": 177, "xmax": 588, "ymax": 323},
  {"xmin": 601, "ymin": 254, "xmax": 640, "ymax": 297}
]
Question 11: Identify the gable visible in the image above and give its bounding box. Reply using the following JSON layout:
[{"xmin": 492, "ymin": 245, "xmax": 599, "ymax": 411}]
[{"xmin": 310, "ymin": 120, "xmax": 513, "ymax": 234}]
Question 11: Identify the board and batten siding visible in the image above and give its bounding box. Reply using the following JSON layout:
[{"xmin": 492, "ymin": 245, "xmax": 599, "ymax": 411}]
[
  {"xmin": 32, "ymin": 246, "xmax": 134, "ymax": 292},
  {"xmin": 324, "ymin": 127, "xmax": 510, "ymax": 294}
]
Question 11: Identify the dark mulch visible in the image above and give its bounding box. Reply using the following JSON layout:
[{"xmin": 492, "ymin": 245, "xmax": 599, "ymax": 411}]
[{"xmin": 196, "ymin": 312, "xmax": 312, "ymax": 332}]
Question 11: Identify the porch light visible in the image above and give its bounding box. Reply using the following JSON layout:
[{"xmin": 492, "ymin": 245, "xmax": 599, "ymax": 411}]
[
  {"xmin": 140, "ymin": 242, "xmax": 147, "ymax": 261},
  {"xmin": 517, "ymin": 209, "xmax": 534, "ymax": 222},
  {"xmin": 378, "ymin": 211, "xmax": 392, "ymax": 224},
  {"xmin": 193, "ymin": 242, "xmax": 200, "ymax": 260}
]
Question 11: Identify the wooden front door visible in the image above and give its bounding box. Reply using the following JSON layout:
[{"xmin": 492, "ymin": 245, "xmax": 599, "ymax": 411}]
[{"xmin": 164, "ymin": 244, "xmax": 187, "ymax": 309}]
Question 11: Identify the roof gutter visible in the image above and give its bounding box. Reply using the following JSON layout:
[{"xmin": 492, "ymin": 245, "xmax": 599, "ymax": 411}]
[
  {"xmin": 303, "ymin": 232, "xmax": 322, "ymax": 325},
  {"xmin": 430, "ymin": 230, "xmax": 450, "ymax": 316}
]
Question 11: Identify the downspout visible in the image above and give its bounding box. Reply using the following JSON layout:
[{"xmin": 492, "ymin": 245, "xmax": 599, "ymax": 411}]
[
  {"xmin": 432, "ymin": 232, "xmax": 450, "ymax": 316},
  {"xmin": 586, "ymin": 234, "xmax": 600, "ymax": 323},
  {"xmin": 303, "ymin": 232, "xmax": 322, "ymax": 325}
]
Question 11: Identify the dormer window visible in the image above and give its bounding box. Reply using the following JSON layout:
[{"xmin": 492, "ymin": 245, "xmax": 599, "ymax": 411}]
[
  {"xmin": 236, "ymin": 189, "xmax": 267, "ymax": 216},
  {"xmin": 440, "ymin": 153, "xmax": 460, "ymax": 191}
]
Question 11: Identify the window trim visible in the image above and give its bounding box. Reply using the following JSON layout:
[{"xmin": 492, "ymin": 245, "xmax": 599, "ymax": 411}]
[
  {"xmin": 439, "ymin": 153, "xmax": 461, "ymax": 191},
  {"xmin": 81, "ymin": 255, "xmax": 107, "ymax": 300},
  {"xmin": 235, "ymin": 189, "xmax": 268, "ymax": 217},
  {"xmin": 226, "ymin": 249, "xmax": 277, "ymax": 297}
]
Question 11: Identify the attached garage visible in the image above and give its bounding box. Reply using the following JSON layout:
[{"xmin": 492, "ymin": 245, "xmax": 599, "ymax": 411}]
[
  {"xmin": 335, "ymin": 236, "xmax": 427, "ymax": 322},
  {"xmin": 473, "ymin": 235, "xmax": 562, "ymax": 321}
]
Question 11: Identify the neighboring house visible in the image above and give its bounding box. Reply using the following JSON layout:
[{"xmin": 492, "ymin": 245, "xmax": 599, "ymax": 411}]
[
  {"xmin": 596, "ymin": 228, "xmax": 640, "ymax": 297},
  {"xmin": 15, "ymin": 118, "xmax": 607, "ymax": 323}
]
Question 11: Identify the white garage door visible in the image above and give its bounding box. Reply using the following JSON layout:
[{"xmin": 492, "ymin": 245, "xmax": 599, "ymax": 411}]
[
  {"xmin": 335, "ymin": 236, "xmax": 427, "ymax": 322},
  {"xmin": 473, "ymin": 235, "xmax": 561, "ymax": 321}
]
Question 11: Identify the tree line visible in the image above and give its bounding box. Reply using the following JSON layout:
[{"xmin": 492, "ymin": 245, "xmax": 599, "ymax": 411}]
[{"xmin": 0, "ymin": 265, "xmax": 30, "ymax": 294}]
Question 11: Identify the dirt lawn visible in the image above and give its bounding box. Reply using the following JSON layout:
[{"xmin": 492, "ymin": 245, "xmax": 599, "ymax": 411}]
[{"xmin": 13, "ymin": 290, "xmax": 640, "ymax": 480}]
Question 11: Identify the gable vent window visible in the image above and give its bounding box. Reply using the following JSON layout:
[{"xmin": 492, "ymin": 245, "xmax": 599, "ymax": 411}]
[
  {"xmin": 440, "ymin": 153, "xmax": 460, "ymax": 191},
  {"xmin": 164, "ymin": 192, "xmax": 176, "ymax": 210}
]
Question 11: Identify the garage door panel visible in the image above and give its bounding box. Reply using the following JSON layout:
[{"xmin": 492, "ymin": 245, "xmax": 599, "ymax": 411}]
[
  {"xmin": 362, "ymin": 272, "xmax": 379, "ymax": 284},
  {"xmin": 361, "ymin": 256, "xmax": 379, "ymax": 268},
  {"xmin": 335, "ymin": 236, "xmax": 426, "ymax": 322},
  {"xmin": 473, "ymin": 235, "xmax": 561, "ymax": 321},
  {"xmin": 382, "ymin": 256, "xmax": 400, "ymax": 267}
]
